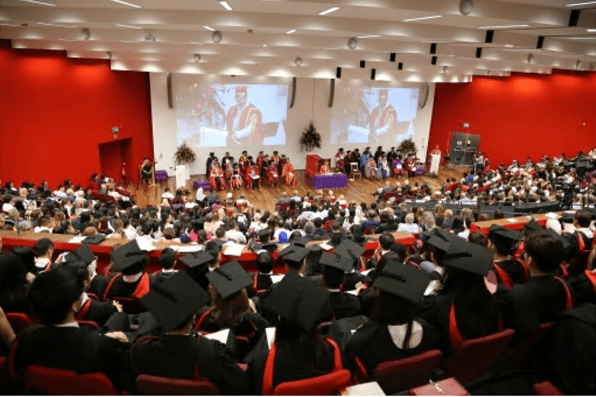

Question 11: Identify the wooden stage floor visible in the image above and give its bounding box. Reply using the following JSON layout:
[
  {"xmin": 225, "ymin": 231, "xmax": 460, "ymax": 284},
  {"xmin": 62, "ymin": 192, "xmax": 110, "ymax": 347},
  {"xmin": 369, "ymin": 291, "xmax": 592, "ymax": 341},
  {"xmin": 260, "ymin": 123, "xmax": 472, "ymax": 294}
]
[{"xmin": 128, "ymin": 166, "xmax": 465, "ymax": 213}]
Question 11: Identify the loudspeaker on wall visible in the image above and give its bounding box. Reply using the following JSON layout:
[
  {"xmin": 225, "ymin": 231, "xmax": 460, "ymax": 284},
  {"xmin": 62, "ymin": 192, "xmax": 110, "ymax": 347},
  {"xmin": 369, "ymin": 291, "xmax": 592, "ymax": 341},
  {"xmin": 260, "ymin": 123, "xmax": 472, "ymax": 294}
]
[
  {"xmin": 166, "ymin": 73, "xmax": 173, "ymax": 109},
  {"xmin": 328, "ymin": 78, "xmax": 335, "ymax": 108}
]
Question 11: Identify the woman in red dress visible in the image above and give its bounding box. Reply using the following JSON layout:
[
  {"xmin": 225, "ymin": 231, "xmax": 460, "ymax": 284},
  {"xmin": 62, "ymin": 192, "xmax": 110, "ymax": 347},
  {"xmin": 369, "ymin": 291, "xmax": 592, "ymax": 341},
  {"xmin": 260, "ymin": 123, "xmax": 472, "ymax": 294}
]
[
  {"xmin": 282, "ymin": 157, "xmax": 298, "ymax": 186},
  {"xmin": 319, "ymin": 160, "xmax": 331, "ymax": 174},
  {"xmin": 209, "ymin": 163, "xmax": 225, "ymax": 191},
  {"xmin": 266, "ymin": 160, "xmax": 280, "ymax": 187}
]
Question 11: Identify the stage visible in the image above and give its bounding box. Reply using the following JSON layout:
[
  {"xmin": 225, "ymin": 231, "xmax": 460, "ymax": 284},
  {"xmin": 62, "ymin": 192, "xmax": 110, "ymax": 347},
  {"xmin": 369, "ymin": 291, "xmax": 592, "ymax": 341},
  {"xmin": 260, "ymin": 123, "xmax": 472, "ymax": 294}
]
[{"xmin": 126, "ymin": 166, "xmax": 464, "ymax": 212}]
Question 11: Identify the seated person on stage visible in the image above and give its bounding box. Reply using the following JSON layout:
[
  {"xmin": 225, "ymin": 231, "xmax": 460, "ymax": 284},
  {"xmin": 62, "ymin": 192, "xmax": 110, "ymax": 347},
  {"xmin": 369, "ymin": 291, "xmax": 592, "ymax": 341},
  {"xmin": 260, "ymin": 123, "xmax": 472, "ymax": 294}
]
[
  {"xmin": 335, "ymin": 148, "xmax": 346, "ymax": 173},
  {"xmin": 319, "ymin": 253, "xmax": 362, "ymax": 321},
  {"xmin": 282, "ymin": 157, "xmax": 298, "ymax": 186},
  {"xmin": 10, "ymin": 266, "xmax": 129, "ymax": 389},
  {"xmin": 129, "ymin": 272, "xmax": 250, "ymax": 395},
  {"xmin": 345, "ymin": 262, "xmax": 439, "ymax": 376},
  {"xmin": 102, "ymin": 240, "xmax": 152, "ymax": 301},
  {"xmin": 392, "ymin": 156, "xmax": 404, "ymax": 176},
  {"xmin": 245, "ymin": 160, "xmax": 260, "ymax": 190},
  {"xmin": 209, "ymin": 161, "xmax": 225, "ymax": 191},
  {"xmin": 230, "ymin": 163, "xmax": 243, "ymax": 190},
  {"xmin": 365, "ymin": 156, "xmax": 381, "ymax": 180},
  {"xmin": 247, "ymin": 272, "xmax": 343, "ymax": 395},
  {"xmin": 419, "ymin": 236, "xmax": 502, "ymax": 356},
  {"xmin": 378, "ymin": 153, "xmax": 390, "ymax": 178},
  {"xmin": 319, "ymin": 160, "xmax": 331, "ymax": 175},
  {"xmin": 238, "ymin": 150, "xmax": 249, "ymax": 175},
  {"xmin": 223, "ymin": 158, "xmax": 233, "ymax": 181},
  {"xmin": 266, "ymin": 159, "xmax": 280, "ymax": 187}
]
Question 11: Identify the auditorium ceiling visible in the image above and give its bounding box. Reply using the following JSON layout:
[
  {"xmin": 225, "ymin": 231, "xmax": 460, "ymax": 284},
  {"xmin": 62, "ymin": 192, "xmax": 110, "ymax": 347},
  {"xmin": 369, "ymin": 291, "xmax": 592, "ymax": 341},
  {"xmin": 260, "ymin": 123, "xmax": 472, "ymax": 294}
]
[{"xmin": 0, "ymin": 0, "xmax": 595, "ymax": 81}]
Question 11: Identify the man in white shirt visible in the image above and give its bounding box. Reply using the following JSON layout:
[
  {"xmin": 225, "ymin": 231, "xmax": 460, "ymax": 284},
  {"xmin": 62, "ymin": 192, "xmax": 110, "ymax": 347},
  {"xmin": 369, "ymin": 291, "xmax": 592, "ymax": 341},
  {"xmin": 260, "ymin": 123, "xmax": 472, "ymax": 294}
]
[{"xmin": 225, "ymin": 221, "xmax": 247, "ymax": 244}]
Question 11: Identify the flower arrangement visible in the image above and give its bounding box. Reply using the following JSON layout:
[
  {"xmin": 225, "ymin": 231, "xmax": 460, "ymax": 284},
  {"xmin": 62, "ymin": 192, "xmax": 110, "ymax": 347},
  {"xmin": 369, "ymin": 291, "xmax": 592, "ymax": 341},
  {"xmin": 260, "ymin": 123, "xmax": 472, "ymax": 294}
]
[
  {"xmin": 398, "ymin": 139, "xmax": 418, "ymax": 157},
  {"xmin": 174, "ymin": 144, "xmax": 196, "ymax": 165},
  {"xmin": 300, "ymin": 123, "xmax": 322, "ymax": 151}
]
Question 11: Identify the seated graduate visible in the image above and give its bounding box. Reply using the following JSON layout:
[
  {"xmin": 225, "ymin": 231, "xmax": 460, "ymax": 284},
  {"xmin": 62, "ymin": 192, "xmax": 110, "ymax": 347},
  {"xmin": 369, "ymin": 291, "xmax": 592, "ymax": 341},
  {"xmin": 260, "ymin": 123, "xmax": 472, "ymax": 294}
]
[
  {"xmin": 497, "ymin": 229, "xmax": 572, "ymax": 338},
  {"xmin": 419, "ymin": 235, "xmax": 502, "ymax": 356},
  {"xmin": 0, "ymin": 252, "xmax": 30, "ymax": 314},
  {"xmin": 247, "ymin": 251, "xmax": 276, "ymax": 297},
  {"xmin": 129, "ymin": 272, "xmax": 250, "ymax": 395},
  {"xmin": 61, "ymin": 243, "xmax": 109, "ymax": 299},
  {"xmin": 179, "ymin": 250, "xmax": 213, "ymax": 292},
  {"xmin": 319, "ymin": 252, "xmax": 362, "ymax": 322},
  {"xmin": 33, "ymin": 237, "xmax": 54, "ymax": 274},
  {"xmin": 345, "ymin": 261, "xmax": 439, "ymax": 376},
  {"xmin": 488, "ymin": 225, "xmax": 529, "ymax": 287},
  {"xmin": 10, "ymin": 266, "xmax": 130, "ymax": 389},
  {"xmin": 334, "ymin": 239, "xmax": 367, "ymax": 291},
  {"xmin": 152, "ymin": 248, "xmax": 177, "ymax": 286},
  {"xmin": 195, "ymin": 262, "xmax": 269, "ymax": 361},
  {"xmin": 247, "ymin": 272, "xmax": 343, "ymax": 394},
  {"xmin": 103, "ymin": 240, "xmax": 152, "ymax": 301}
]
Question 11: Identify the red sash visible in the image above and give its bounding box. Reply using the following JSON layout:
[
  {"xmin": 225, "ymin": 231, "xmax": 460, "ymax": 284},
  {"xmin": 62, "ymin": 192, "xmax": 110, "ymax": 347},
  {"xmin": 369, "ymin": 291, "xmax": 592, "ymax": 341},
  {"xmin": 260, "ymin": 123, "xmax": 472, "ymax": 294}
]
[
  {"xmin": 262, "ymin": 337, "xmax": 342, "ymax": 395},
  {"xmin": 449, "ymin": 304, "xmax": 503, "ymax": 351},
  {"xmin": 103, "ymin": 272, "xmax": 150, "ymax": 300},
  {"xmin": 577, "ymin": 231, "xmax": 586, "ymax": 252},
  {"xmin": 585, "ymin": 270, "xmax": 596, "ymax": 293},
  {"xmin": 75, "ymin": 298, "xmax": 92, "ymax": 321},
  {"xmin": 253, "ymin": 273, "xmax": 267, "ymax": 295},
  {"xmin": 194, "ymin": 308, "xmax": 214, "ymax": 332},
  {"xmin": 493, "ymin": 263, "xmax": 514, "ymax": 289},
  {"xmin": 515, "ymin": 258, "xmax": 531, "ymax": 283},
  {"xmin": 554, "ymin": 276, "xmax": 573, "ymax": 310}
]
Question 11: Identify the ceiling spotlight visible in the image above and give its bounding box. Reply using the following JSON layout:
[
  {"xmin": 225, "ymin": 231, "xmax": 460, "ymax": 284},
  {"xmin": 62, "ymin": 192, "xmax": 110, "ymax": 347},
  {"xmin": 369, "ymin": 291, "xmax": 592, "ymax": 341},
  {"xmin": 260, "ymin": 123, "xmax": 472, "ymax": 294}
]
[
  {"xmin": 81, "ymin": 28, "xmax": 91, "ymax": 40},
  {"xmin": 212, "ymin": 31, "xmax": 222, "ymax": 43},
  {"xmin": 107, "ymin": 51, "xmax": 113, "ymax": 59},
  {"xmin": 144, "ymin": 33, "xmax": 156, "ymax": 42},
  {"xmin": 527, "ymin": 53, "xmax": 534, "ymax": 63},
  {"xmin": 459, "ymin": 0, "xmax": 474, "ymax": 15},
  {"xmin": 295, "ymin": 57, "xmax": 303, "ymax": 66},
  {"xmin": 347, "ymin": 37, "xmax": 358, "ymax": 50},
  {"xmin": 193, "ymin": 53, "xmax": 201, "ymax": 62}
]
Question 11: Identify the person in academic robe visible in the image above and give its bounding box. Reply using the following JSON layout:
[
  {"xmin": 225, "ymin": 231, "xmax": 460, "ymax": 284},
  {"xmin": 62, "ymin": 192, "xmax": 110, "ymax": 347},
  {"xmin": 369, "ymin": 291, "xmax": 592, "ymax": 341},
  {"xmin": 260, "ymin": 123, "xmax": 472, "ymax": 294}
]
[
  {"xmin": 247, "ymin": 251, "xmax": 276, "ymax": 298},
  {"xmin": 103, "ymin": 240, "xmax": 152, "ymax": 301},
  {"xmin": 221, "ymin": 151, "xmax": 233, "ymax": 171},
  {"xmin": 392, "ymin": 156, "xmax": 404, "ymax": 177},
  {"xmin": 238, "ymin": 151, "xmax": 249, "ymax": 175},
  {"xmin": 369, "ymin": 89, "xmax": 398, "ymax": 144},
  {"xmin": 195, "ymin": 262, "xmax": 269, "ymax": 362},
  {"xmin": 319, "ymin": 160, "xmax": 331, "ymax": 175},
  {"xmin": 223, "ymin": 157, "xmax": 233, "ymax": 181},
  {"xmin": 365, "ymin": 156, "xmax": 381, "ymax": 180},
  {"xmin": 344, "ymin": 261, "xmax": 440, "ymax": 376},
  {"xmin": 0, "ymin": 252, "xmax": 30, "ymax": 314},
  {"xmin": 209, "ymin": 162, "xmax": 225, "ymax": 191},
  {"xmin": 418, "ymin": 235, "xmax": 502, "ymax": 357},
  {"xmin": 430, "ymin": 145, "xmax": 441, "ymax": 176},
  {"xmin": 10, "ymin": 266, "xmax": 130, "ymax": 389},
  {"xmin": 271, "ymin": 151, "xmax": 281, "ymax": 166},
  {"xmin": 488, "ymin": 225, "xmax": 529, "ymax": 287},
  {"xmin": 318, "ymin": 253, "xmax": 362, "ymax": 322},
  {"xmin": 230, "ymin": 163, "xmax": 243, "ymax": 190},
  {"xmin": 129, "ymin": 272, "xmax": 251, "ymax": 395},
  {"xmin": 266, "ymin": 159, "xmax": 280, "ymax": 187},
  {"xmin": 244, "ymin": 162, "xmax": 258, "ymax": 190},
  {"xmin": 282, "ymin": 157, "xmax": 298, "ymax": 186},
  {"xmin": 139, "ymin": 157, "xmax": 154, "ymax": 185},
  {"xmin": 378, "ymin": 153, "xmax": 390, "ymax": 179},
  {"xmin": 247, "ymin": 272, "xmax": 343, "ymax": 395},
  {"xmin": 225, "ymin": 86, "xmax": 263, "ymax": 147},
  {"xmin": 205, "ymin": 152, "xmax": 215, "ymax": 176},
  {"xmin": 335, "ymin": 148, "xmax": 346, "ymax": 173},
  {"xmin": 152, "ymin": 248, "xmax": 177, "ymax": 287}
]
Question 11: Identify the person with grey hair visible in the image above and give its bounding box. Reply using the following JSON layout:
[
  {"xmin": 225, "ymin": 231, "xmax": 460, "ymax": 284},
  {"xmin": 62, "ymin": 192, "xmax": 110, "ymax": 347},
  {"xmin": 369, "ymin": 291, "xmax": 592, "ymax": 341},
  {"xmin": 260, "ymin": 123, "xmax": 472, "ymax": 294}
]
[
  {"xmin": 398, "ymin": 213, "xmax": 421, "ymax": 234},
  {"xmin": 303, "ymin": 221, "xmax": 315, "ymax": 241}
]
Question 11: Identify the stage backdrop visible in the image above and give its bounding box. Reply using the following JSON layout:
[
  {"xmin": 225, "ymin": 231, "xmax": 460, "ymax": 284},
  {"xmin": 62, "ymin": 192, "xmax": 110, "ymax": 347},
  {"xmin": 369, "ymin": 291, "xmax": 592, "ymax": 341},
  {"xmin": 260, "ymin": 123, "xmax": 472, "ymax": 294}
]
[
  {"xmin": 427, "ymin": 70, "xmax": 596, "ymax": 167},
  {"xmin": 150, "ymin": 74, "xmax": 436, "ymax": 176}
]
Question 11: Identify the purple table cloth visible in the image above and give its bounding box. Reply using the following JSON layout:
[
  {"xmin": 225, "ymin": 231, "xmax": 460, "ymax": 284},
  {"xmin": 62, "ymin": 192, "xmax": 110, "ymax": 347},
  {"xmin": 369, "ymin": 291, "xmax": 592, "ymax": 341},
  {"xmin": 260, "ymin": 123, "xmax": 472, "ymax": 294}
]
[
  {"xmin": 312, "ymin": 174, "xmax": 348, "ymax": 189},
  {"xmin": 155, "ymin": 170, "xmax": 168, "ymax": 182},
  {"xmin": 193, "ymin": 179, "xmax": 212, "ymax": 191}
]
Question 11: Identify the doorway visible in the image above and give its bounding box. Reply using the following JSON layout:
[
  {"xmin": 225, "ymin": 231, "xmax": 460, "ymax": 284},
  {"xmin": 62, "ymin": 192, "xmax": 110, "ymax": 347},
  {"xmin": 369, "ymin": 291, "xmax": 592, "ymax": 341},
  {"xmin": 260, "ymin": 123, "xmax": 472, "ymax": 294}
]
[
  {"xmin": 448, "ymin": 132, "xmax": 481, "ymax": 166},
  {"xmin": 98, "ymin": 138, "xmax": 132, "ymax": 181}
]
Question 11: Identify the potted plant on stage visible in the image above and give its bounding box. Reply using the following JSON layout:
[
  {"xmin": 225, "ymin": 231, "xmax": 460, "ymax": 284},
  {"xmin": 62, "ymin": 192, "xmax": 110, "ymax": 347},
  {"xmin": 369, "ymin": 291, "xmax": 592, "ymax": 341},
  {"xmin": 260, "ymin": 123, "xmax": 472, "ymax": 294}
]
[{"xmin": 300, "ymin": 123, "xmax": 322, "ymax": 152}]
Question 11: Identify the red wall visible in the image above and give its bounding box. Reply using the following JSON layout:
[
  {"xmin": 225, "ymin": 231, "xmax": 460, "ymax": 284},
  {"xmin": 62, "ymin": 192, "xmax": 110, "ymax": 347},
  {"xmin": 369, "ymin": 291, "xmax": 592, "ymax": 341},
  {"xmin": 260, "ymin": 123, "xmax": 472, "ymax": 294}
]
[
  {"xmin": 0, "ymin": 40, "xmax": 153, "ymax": 188},
  {"xmin": 428, "ymin": 70, "xmax": 596, "ymax": 167}
]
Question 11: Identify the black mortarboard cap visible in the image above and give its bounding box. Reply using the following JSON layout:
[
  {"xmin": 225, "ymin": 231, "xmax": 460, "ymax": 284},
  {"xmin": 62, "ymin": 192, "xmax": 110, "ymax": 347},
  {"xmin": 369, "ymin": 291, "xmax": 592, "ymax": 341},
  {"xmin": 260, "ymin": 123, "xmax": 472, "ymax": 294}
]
[
  {"xmin": 67, "ymin": 244, "xmax": 95, "ymax": 266},
  {"xmin": 426, "ymin": 235, "xmax": 450, "ymax": 253},
  {"xmin": 206, "ymin": 239, "xmax": 226, "ymax": 252},
  {"xmin": 278, "ymin": 245, "xmax": 308, "ymax": 263},
  {"xmin": 335, "ymin": 239, "xmax": 365, "ymax": 260},
  {"xmin": 524, "ymin": 219, "xmax": 542, "ymax": 234},
  {"xmin": 265, "ymin": 272, "xmax": 330, "ymax": 331},
  {"xmin": 443, "ymin": 242, "xmax": 492, "ymax": 276},
  {"xmin": 206, "ymin": 261, "xmax": 252, "ymax": 299},
  {"xmin": 489, "ymin": 225, "xmax": 521, "ymax": 242},
  {"xmin": 141, "ymin": 272, "xmax": 209, "ymax": 332},
  {"xmin": 373, "ymin": 261, "xmax": 431, "ymax": 304},
  {"xmin": 320, "ymin": 252, "xmax": 352, "ymax": 272},
  {"xmin": 110, "ymin": 240, "xmax": 148, "ymax": 271},
  {"xmin": 290, "ymin": 236, "xmax": 308, "ymax": 248},
  {"xmin": 83, "ymin": 235, "xmax": 106, "ymax": 245},
  {"xmin": 179, "ymin": 251, "xmax": 214, "ymax": 268},
  {"xmin": 545, "ymin": 228, "xmax": 572, "ymax": 252},
  {"xmin": 559, "ymin": 213, "xmax": 575, "ymax": 224}
]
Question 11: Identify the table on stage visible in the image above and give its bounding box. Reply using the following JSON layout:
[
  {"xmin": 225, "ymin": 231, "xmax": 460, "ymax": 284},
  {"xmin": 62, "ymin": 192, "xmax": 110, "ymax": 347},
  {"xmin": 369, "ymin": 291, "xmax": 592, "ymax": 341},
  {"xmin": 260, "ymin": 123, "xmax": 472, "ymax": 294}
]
[
  {"xmin": 312, "ymin": 173, "xmax": 348, "ymax": 189},
  {"xmin": 305, "ymin": 153, "xmax": 331, "ymax": 179}
]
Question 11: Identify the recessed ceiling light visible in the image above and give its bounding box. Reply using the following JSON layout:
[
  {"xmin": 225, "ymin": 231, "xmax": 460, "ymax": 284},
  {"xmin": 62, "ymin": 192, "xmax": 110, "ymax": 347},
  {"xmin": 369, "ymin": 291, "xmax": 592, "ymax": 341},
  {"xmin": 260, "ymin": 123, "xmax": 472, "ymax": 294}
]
[
  {"xmin": 116, "ymin": 23, "xmax": 143, "ymax": 29},
  {"xmin": 16, "ymin": 0, "xmax": 56, "ymax": 6},
  {"xmin": 0, "ymin": 23, "xmax": 19, "ymax": 26},
  {"xmin": 478, "ymin": 24, "xmax": 530, "ymax": 29},
  {"xmin": 568, "ymin": 36, "xmax": 596, "ymax": 40},
  {"xmin": 566, "ymin": 0, "xmax": 596, "ymax": 6},
  {"xmin": 357, "ymin": 34, "xmax": 381, "ymax": 39},
  {"xmin": 37, "ymin": 22, "xmax": 76, "ymax": 28},
  {"xmin": 219, "ymin": 1, "xmax": 233, "ymax": 11},
  {"xmin": 262, "ymin": 44, "xmax": 268, "ymax": 47},
  {"xmin": 203, "ymin": 26, "xmax": 215, "ymax": 31},
  {"xmin": 319, "ymin": 6, "xmax": 340, "ymax": 16},
  {"xmin": 402, "ymin": 15, "xmax": 443, "ymax": 22},
  {"xmin": 504, "ymin": 44, "xmax": 514, "ymax": 47},
  {"xmin": 286, "ymin": 29, "xmax": 296, "ymax": 34},
  {"xmin": 109, "ymin": 0, "xmax": 142, "ymax": 8},
  {"xmin": 588, "ymin": 28, "xmax": 596, "ymax": 32}
]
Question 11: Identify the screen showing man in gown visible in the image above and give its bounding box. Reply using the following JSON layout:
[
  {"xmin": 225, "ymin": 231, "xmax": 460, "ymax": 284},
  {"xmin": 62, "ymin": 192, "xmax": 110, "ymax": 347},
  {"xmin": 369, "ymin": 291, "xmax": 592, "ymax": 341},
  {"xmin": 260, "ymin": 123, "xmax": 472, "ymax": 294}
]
[
  {"xmin": 176, "ymin": 83, "xmax": 289, "ymax": 148},
  {"xmin": 330, "ymin": 86, "xmax": 420, "ymax": 145}
]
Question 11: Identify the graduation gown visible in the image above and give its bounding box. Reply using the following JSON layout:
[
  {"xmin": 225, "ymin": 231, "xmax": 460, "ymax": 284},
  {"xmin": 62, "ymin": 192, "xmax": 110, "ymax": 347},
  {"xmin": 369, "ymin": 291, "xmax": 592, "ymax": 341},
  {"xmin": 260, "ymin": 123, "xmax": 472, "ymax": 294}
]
[
  {"xmin": 247, "ymin": 273, "xmax": 274, "ymax": 297},
  {"xmin": 493, "ymin": 258, "xmax": 529, "ymax": 286},
  {"xmin": 104, "ymin": 272, "xmax": 152, "ymax": 300},
  {"xmin": 344, "ymin": 319, "xmax": 440, "ymax": 375},
  {"xmin": 130, "ymin": 334, "xmax": 250, "ymax": 395},
  {"xmin": 151, "ymin": 271, "xmax": 176, "ymax": 287},
  {"xmin": 12, "ymin": 325, "xmax": 129, "ymax": 389},
  {"xmin": 321, "ymin": 292, "xmax": 362, "ymax": 322},
  {"xmin": 88, "ymin": 274, "xmax": 110, "ymax": 298},
  {"xmin": 77, "ymin": 299, "xmax": 119, "ymax": 327}
]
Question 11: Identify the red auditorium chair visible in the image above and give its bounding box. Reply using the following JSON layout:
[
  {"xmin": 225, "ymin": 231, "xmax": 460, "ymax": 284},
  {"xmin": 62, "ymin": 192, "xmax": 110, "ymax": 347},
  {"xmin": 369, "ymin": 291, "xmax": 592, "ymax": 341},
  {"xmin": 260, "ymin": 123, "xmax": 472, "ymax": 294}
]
[
  {"xmin": 26, "ymin": 365, "xmax": 120, "ymax": 395},
  {"xmin": 442, "ymin": 328, "xmax": 515, "ymax": 385},
  {"xmin": 270, "ymin": 369, "xmax": 352, "ymax": 395},
  {"xmin": 504, "ymin": 322, "xmax": 554, "ymax": 370},
  {"xmin": 136, "ymin": 373, "xmax": 220, "ymax": 395},
  {"xmin": 370, "ymin": 350, "xmax": 443, "ymax": 394},
  {"xmin": 76, "ymin": 320, "xmax": 100, "ymax": 330},
  {"xmin": 86, "ymin": 293, "xmax": 100, "ymax": 301},
  {"xmin": 532, "ymin": 381, "xmax": 563, "ymax": 395},
  {"xmin": 5, "ymin": 313, "xmax": 34, "ymax": 335}
]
